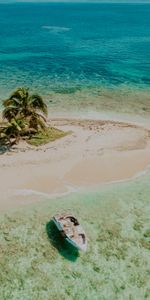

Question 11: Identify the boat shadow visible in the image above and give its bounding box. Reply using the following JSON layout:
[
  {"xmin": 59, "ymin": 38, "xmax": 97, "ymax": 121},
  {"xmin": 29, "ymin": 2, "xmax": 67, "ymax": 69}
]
[{"xmin": 46, "ymin": 220, "xmax": 79, "ymax": 262}]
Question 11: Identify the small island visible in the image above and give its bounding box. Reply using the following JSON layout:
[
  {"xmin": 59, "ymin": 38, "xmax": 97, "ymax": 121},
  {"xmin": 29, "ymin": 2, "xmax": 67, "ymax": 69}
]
[{"xmin": 0, "ymin": 87, "xmax": 67, "ymax": 148}]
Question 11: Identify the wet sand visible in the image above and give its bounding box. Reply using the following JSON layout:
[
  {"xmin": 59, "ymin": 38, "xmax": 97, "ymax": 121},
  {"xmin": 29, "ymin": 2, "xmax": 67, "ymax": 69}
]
[{"xmin": 0, "ymin": 117, "xmax": 150, "ymax": 211}]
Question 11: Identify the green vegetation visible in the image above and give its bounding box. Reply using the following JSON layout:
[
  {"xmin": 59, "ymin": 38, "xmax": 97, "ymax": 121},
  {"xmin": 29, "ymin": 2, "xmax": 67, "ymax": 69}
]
[
  {"xmin": 28, "ymin": 127, "xmax": 68, "ymax": 146},
  {"xmin": 0, "ymin": 87, "xmax": 66, "ymax": 147},
  {"xmin": 0, "ymin": 172, "xmax": 150, "ymax": 300}
]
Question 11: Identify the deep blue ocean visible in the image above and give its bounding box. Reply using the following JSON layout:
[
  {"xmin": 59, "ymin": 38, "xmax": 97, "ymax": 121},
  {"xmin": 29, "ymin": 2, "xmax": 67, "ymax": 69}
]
[{"xmin": 0, "ymin": 3, "xmax": 150, "ymax": 112}]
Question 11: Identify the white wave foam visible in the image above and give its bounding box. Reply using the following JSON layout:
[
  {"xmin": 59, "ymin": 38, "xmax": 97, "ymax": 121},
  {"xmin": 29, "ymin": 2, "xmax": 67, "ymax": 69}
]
[
  {"xmin": 42, "ymin": 25, "xmax": 71, "ymax": 33},
  {"xmin": 15, "ymin": 183, "xmax": 78, "ymax": 199}
]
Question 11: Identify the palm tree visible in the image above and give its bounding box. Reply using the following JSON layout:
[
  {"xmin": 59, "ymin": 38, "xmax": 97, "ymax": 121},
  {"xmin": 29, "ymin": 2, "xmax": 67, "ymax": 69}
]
[{"xmin": 3, "ymin": 87, "xmax": 48, "ymax": 132}]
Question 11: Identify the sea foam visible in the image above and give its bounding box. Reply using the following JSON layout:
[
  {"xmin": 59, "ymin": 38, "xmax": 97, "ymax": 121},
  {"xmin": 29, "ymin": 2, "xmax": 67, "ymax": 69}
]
[{"xmin": 42, "ymin": 26, "xmax": 71, "ymax": 33}]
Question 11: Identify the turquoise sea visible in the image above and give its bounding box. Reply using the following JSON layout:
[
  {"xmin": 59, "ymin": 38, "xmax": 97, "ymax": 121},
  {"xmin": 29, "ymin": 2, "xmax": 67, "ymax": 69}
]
[
  {"xmin": 0, "ymin": 4, "xmax": 150, "ymax": 299},
  {"xmin": 0, "ymin": 2, "xmax": 150, "ymax": 114}
]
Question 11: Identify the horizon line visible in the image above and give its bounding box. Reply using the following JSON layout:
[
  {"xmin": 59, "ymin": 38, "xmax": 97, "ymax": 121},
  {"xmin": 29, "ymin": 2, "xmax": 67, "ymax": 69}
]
[
  {"xmin": 1, "ymin": 1, "xmax": 150, "ymax": 3},
  {"xmin": 1, "ymin": 0, "xmax": 150, "ymax": 4}
]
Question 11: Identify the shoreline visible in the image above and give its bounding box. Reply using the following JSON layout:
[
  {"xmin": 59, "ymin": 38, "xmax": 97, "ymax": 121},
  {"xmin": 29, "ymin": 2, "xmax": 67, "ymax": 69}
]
[{"xmin": 0, "ymin": 115, "xmax": 150, "ymax": 212}]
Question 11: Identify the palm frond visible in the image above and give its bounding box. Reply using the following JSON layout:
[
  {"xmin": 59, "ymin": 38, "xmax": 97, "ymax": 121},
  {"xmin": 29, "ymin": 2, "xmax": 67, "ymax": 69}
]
[
  {"xmin": 2, "ymin": 106, "xmax": 18, "ymax": 121},
  {"xmin": 34, "ymin": 110, "xmax": 47, "ymax": 123},
  {"xmin": 10, "ymin": 88, "xmax": 29, "ymax": 101},
  {"xmin": 29, "ymin": 95, "xmax": 48, "ymax": 116},
  {"xmin": 11, "ymin": 118, "xmax": 22, "ymax": 132},
  {"xmin": 3, "ymin": 97, "xmax": 21, "ymax": 108},
  {"xmin": 3, "ymin": 99, "xmax": 13, "ymax": 107},
  {"xmin": 29, "ymin": 111, "xmax": 47, "ymax": 130}
]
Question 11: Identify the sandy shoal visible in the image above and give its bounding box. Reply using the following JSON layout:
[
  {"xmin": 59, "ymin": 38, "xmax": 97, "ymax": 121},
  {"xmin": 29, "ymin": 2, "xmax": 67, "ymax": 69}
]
[{"xmin": 0, "ymin": 117, "xmax": 150, "ymax": 211}]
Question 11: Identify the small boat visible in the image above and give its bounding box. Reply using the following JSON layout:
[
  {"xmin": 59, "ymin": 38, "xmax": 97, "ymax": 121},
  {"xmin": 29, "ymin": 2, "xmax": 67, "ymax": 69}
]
[{"xmin": 53, "ymin": 214, "xmax": 87, "ymax": 252}]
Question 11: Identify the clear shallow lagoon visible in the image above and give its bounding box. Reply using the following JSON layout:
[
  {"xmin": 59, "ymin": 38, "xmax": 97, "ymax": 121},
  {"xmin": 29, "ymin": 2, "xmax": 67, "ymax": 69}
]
[
  {"xmin": 0, "ymin": 3, "xmax": 150, "ymax": 113},
  {"xmin": 1, "ymin": 171, "xmax": 150, "ymax": 299}
]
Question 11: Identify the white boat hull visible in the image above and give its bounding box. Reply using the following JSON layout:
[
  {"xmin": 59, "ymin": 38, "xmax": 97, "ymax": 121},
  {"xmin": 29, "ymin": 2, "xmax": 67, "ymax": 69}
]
[{"xmin": 53, "ymin": 216, "xmax": 87, "ymax": 252}]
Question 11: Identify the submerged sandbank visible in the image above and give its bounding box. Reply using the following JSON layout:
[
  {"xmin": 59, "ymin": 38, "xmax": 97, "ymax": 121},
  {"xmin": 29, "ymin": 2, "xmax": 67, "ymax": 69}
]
[{"xmin": 0, "ymin": 170, "xmax": 150, "ymax": 299}]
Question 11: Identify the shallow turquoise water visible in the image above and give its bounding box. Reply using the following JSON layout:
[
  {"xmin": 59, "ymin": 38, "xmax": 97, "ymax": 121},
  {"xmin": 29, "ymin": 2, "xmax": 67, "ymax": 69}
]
[
  {"xmin": 0, "ymin": 2, "xmax": 150, "ymax": 107},
  {"xmin": 1, "ymin": 171, "xmax": 150, "ymax": 299}
]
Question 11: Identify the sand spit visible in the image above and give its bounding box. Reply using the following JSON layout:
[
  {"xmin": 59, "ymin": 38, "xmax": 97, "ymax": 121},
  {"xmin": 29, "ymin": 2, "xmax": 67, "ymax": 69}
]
[{"xmin": 0, "ymin": 117, "xmax": 150, "ymax": 211}]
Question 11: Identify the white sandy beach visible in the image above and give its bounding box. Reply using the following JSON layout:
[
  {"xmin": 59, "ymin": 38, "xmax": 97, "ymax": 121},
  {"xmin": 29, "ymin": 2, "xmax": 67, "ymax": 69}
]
[{"xmin": 0, "ymin": 116, "xmax": 150, "ymax": 211}]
